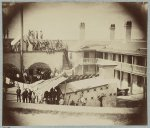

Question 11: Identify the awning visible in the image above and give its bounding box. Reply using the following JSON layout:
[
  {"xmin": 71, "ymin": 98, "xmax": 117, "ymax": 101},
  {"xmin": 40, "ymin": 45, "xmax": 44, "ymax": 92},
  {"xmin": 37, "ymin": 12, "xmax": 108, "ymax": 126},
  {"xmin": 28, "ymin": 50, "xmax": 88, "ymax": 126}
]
[
  {"xmin": 60, "ymin": 77, "xmax": 116, "ymax": 93},
  {"xmin": 35, "ymin": 76, "xmax": 68, "ymax": 95}
]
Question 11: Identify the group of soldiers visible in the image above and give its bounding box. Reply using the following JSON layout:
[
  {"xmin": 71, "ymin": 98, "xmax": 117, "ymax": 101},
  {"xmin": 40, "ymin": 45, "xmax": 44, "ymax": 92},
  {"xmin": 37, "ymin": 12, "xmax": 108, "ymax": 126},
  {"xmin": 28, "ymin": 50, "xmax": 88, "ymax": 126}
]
[
  {"xmin": 16, "ymin": 87, "xmax": 36, "ymax": 103},
  {"xmin": 43, "ymin": 86, "xmax": 62, "ymax": 104},
  {"xmin": 16, "ymin": 86, "xmax": 63, "ymax": 105}
]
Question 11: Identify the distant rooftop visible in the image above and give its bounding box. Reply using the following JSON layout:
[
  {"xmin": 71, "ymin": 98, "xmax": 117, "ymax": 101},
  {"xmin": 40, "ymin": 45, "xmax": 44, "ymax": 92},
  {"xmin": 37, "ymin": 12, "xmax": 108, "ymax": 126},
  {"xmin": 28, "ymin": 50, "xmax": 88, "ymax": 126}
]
[{"xmin": 4, "ymin": 37, "xmax": 147, "ymax": 56}]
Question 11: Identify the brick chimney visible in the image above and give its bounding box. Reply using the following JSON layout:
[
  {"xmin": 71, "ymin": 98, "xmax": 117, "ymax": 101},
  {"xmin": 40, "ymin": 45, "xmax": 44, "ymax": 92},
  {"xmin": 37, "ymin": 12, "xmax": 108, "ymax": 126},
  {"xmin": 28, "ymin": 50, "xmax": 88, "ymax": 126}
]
[
  {"xmin": 125, "ymin": 21, "xmax": 132, "ymax": 41},
  {"xmin": 110, "ymin": 24, "xmax": 115, "ymax": 40},
  {"xmin": 80, "ymin": 22, "xmax": 85, "ymax": 41}
]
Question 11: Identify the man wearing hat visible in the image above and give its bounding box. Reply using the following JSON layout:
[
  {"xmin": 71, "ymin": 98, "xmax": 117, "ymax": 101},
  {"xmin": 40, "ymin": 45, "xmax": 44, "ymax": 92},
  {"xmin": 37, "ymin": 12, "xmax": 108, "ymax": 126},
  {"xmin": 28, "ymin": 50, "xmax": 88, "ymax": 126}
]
[{"xmin": 16, "ymin": 86, "xmax": 21, "ymax": 102}]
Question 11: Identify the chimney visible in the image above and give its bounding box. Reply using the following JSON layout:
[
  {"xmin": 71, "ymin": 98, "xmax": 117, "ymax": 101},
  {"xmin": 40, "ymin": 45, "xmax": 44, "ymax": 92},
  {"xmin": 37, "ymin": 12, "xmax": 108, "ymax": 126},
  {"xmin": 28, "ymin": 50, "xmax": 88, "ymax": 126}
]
[
  {"xmin": 110, "ymin": 24, "xmax": 115, "ymax": 40},
  {"xmin": 125, "ymin": 21, "xmax": 132, "ymax": 41},
  {"xmin": 80, "ymin": 22, "xmax": 85, "ymax": 41}
]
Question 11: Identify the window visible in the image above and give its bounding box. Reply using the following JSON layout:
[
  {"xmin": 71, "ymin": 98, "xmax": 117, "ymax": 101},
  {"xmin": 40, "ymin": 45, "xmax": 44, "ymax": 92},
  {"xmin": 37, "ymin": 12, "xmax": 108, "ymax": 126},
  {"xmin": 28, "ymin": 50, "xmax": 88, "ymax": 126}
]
[
  {"xmin": 118, "ymin": 54, "xmax": 121, "ymax": 62},
  {"xmin": 128, "ymin": 73, "xmax": 131, "ymax": 87},
  {"xmin": 113, "ymin": 54, "xmax": 116, "ymax": 61},
  {"xmin": 137, "ymin": 76, "xmax": 144, "ymax": 87},
  {"xmin": 104, "ymin": 53, "xmax": 108, "ymax": 59},
  {"xmin": 84, "ymin": 52, "xmax": 89, "ymax": 58},
  {"xmin": 122, "ymin": 55, "xmax": 124, "ymax": 62},
  {"xmin": 106, "ymin": 86, "xmax": 108, "ymax": 89},
  {"xmin": 91, "ymin": 97, "xmax": 93, "ymax": 99},
  {"xmin": 94, "ymin": 88, "xmax": 96, "ymax": 91},
  {"xmin": 128, "ymin": 55, "xmax": 132, "ymax": 64},
  {"xmin": 87, "ymin": 90, "xmax": 89, "ymax": 92},
  {"xmin": 137, "ymin": 56, "xmax": 145, "ymax": 66},
  {"xmin": 99, "ymin": 52, "xmax": 103, "ymax": 58},
  {"xmin": 89, "ymin": 52, "xmax": 96, "ymax": 58},
  {"xmin": 109, "ymin": 93, "xmax": 112, "ymax": 96}
]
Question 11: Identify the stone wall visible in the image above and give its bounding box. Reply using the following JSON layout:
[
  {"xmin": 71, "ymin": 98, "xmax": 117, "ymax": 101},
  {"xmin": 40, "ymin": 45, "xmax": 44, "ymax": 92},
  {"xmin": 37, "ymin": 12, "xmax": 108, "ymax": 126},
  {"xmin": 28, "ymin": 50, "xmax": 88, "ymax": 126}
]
[
  {"xmin": 3, "ymin": 52, "xmax": 64, "ymax": 72},
  {"xmin": 65, "ymin": 82, "xmax": 117, "ymax": 107}
]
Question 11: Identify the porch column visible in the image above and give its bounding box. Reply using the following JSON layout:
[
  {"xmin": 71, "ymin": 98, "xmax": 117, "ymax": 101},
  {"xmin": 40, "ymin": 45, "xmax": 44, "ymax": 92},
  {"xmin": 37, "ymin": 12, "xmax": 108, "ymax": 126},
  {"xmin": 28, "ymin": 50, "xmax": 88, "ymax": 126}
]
[
  {"xmin": 120, "ymin": 54, "xmax": 123, "ymax": 88},
  {"xmin": 144, "ymin": 57, "xmax": 147, "ymax": 67},
  {"xmin": 122, "ymin": 72, "xmax": 128, "ymax": 89},
  {"xmin": 111, "ymin": 53, "xmax": 113, "ymax": 61},
  {"xmin": 143, "ymin": 77, "xmax": 147, "ymax": 100},
  {"xmin": 103, "ymin": 52, "xmax": 105, "ymax": 59},
  {"xmin": 130, "ymin": 74, "xmax": 133, "ymax": 94},
  {"xmin": 130, "ymin": 56, "xmax": 134, "ymax": 94}
]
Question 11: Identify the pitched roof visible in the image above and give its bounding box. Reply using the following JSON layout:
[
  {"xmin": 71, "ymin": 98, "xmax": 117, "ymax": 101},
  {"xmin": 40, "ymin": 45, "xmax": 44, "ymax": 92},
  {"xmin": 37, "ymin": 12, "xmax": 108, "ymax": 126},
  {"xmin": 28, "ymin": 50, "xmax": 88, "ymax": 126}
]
[{"xmin": 59, "ymin": 77, "xmax": 116, "ymax": 93}]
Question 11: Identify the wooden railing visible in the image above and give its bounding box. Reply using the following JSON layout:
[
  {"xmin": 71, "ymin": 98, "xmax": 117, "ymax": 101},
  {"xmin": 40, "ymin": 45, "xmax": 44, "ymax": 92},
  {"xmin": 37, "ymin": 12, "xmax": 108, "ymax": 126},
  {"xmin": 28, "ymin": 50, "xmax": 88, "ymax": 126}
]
[
  {"xmin": 132, "ymin": 65, "xmax": 147, "ymax": 75},
  {"xmin": 83, "ymin": 58, "xmax": 147, "ymax": 75},
  {"xmin": 83, "ymin": 58, "xmax": 98, "ymax": 64}
]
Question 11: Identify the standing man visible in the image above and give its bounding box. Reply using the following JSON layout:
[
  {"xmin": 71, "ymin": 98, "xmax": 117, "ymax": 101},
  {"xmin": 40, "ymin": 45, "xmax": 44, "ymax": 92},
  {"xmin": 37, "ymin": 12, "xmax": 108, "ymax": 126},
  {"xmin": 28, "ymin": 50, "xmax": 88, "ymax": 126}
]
[
  {"xmin": 53, "ymin": 88, "xmax": 57, "ymax": 104},
  {"xmin": 24, "ymin": 89, "xmax": 28, "ymax": 103},
  {"xmin": 28, "ymin": 89, "xmax": 32, "ymax": 103},
  {"xmin": 22, "ymin": 89, "xmax": 25, "ymax": 103},
  {"xmin": 56, "ymin": 86, "xmax": 62, "ymax": 104},
  {"xmin": 49, "ymin": 88, "xmax": 53, "ymax": 104},
  {"xmin": 16, "ymin": 87, "xmax": 21, "ymax": 102},
  {"xmin": 31, "ymin": 91, "xmax": 36, "ymax": 103}
]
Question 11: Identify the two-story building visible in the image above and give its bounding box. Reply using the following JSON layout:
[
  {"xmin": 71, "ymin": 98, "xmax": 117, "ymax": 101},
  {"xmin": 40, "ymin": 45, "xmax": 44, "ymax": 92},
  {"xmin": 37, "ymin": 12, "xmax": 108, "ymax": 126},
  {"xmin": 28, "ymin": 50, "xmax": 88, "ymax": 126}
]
[{"xmin": 68, "ymin": 21, "xmax": 147, "ymax": 96}]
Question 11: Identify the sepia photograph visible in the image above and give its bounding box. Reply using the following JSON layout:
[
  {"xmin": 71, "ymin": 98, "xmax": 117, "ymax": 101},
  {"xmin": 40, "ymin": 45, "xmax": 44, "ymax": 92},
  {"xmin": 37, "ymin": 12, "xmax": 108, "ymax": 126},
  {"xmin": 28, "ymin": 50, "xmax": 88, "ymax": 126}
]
[{"xmin": 2, "ymin": 2, "xmax": 148, "ymax": 126}]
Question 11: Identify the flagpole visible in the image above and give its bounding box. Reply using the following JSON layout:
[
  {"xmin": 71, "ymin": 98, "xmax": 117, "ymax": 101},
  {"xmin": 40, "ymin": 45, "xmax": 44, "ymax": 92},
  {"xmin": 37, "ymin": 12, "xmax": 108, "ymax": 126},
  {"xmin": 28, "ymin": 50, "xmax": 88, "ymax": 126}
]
[{"xmin": 20, "ymin": 4, "xmax": 24, "ymax": 75}]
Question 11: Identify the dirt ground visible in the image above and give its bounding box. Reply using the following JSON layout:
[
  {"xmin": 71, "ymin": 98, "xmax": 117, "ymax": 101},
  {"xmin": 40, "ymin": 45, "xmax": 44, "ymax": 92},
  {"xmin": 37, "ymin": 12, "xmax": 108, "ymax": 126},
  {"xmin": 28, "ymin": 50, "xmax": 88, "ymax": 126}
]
[{"xmin": 3, "ymin": 102, "xmax": 147, "ymax": 126}]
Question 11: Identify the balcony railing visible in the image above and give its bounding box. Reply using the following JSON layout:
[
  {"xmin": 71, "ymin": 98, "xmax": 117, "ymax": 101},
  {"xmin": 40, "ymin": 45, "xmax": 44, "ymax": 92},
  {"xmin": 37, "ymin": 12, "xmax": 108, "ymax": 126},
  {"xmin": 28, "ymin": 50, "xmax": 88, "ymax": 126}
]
[
  {"xmin": 132, "ymin": 65, "xmax": 147, "ymax": 75},
  {"xmin": 83, "ymin": 58, "xmax": 98, "ymax": 64},
  {"xmin": 115, "ymin": 62, "xmax": 147, "ymax": 75},
  {"xmin": 121, "ymin": 63, "xmax": 132, "ymax": 72},
  {"xmin": 83, "ymin": 58, "xmax": 147, "ymax": 75}
]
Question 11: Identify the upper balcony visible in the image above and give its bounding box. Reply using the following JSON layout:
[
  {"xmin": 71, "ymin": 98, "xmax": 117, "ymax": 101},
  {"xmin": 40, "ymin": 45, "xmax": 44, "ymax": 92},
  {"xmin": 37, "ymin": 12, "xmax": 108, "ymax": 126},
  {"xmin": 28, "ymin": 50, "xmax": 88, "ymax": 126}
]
[
  {"xmin": 115, "ymin": 62, "xmax": 147, "ymax": 76},
  {"xmin": 83, "ymin": 58, "xmax": 147, "ymax": 76},
  {"xmin": 83, "ymin": 58, "xmax": 98, "ymax": 64}
]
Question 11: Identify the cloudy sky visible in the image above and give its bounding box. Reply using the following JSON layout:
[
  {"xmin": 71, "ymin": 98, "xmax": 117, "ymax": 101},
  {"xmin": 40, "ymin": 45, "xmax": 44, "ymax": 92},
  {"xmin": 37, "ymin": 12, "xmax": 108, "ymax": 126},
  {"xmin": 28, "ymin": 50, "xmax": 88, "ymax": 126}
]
[{"xmin": 9, "ymin": 2, "xmax": 144, "ymax": 41}]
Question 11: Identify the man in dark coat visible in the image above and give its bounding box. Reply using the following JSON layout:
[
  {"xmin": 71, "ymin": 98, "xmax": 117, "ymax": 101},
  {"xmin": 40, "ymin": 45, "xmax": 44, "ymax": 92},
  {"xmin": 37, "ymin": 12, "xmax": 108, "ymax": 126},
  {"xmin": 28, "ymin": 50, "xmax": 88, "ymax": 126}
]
[
  {"xmin": 49, "ymin": 88, "xmax": 54, "ymax": 104},
  {"xmin": 44, "ymin": 91, "xmax": 49, "ymax": 104},
  {"xmin": 53, "ymin": 88, "xmax": 57, "ymax": 104},
  {"xmin": 55, "ymin": 86, "xmax": 62, "ymax": 104},
  {"xmin": 22, "ymin": 89, "xmax": 26, "ymax": 103},
  {"xmin": 23, "ymin": 89, "xmax": 28, "ymax": 103},
  {"xmin": 16, "ymin": 87, "xmax": 21, "ymax": 102},
  {"xmin": 28, "ymin": 89, "xmax": 32, "ymax": 103},
  {"xmin": 49, "ymin": 88, "xmax": 53, "ymax": 104}
]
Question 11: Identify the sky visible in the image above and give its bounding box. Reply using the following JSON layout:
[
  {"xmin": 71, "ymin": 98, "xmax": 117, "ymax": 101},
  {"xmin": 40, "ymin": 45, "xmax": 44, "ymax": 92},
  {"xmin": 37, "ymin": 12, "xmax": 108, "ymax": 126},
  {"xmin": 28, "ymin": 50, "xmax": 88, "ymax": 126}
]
[{"xmin": 8, "ymin": 2, "xmax": 144, "ymax": 41}]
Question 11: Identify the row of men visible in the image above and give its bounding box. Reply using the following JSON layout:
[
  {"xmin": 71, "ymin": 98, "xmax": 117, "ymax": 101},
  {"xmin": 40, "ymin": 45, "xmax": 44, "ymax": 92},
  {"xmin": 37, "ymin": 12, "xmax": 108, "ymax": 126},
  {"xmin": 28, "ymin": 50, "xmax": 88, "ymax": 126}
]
[
  {"xmin": 16, "ymin": 86, "xmax": 62, "ymax": 104},
  {"xmin": 16, "ymin": 87, "xmax": 36, "ymax": 103}
]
